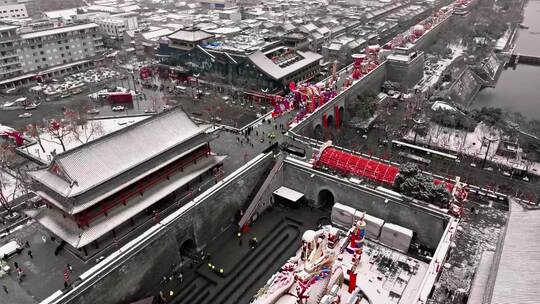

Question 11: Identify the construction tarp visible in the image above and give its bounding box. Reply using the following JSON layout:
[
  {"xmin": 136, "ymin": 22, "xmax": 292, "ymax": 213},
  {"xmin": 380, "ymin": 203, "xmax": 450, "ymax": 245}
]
[
  {"xmin": 379, "ymin": 222, "xmax": 413, "ymax": 252},
  {"xmin": 318, "ymin": 148, "xmax": 399, "ymax": 184},
  {"xmin": 331, "ymin": 202, "xmax": 384, "ymax": 240}
]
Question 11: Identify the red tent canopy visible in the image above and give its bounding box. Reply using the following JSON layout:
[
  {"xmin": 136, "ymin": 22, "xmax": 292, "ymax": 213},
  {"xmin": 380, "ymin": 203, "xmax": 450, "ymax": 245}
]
[{"xmin": 318, "ymin": 148, "xmax": 400, "ymax": 184}]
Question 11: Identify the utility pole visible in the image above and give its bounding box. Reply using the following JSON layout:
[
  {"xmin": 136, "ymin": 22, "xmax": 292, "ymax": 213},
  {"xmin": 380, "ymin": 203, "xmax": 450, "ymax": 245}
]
[
  {"xmin": 481, "ymin": 135, "xmax": 497, "ymax": 169},
  {"xmin": 412, "ymin": 117, "xmax": 425, "ymax": 144}
]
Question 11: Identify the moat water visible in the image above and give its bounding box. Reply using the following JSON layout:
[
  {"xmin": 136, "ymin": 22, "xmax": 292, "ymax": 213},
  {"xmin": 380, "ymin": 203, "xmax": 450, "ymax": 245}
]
[{"xmin": 472, "ymin": 0, "xmax": 540, "ymax": 119}]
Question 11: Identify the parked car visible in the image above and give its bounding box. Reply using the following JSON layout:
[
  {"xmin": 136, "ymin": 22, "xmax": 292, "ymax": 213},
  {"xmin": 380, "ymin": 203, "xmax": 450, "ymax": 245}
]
[
  {"xmin": 87, "ymin": 108, "xmax": 100, "ymax": 114},
  {"xmin": 0, "ymin": 240, "xmax": 23, "ymax": 259},
  {"xmin": 18, "ymin": 112, "xmax": 32, "ymax": 118},
  {"xmin": 112, "ymin": 106, "xmax": 125, "ymax": 112}
]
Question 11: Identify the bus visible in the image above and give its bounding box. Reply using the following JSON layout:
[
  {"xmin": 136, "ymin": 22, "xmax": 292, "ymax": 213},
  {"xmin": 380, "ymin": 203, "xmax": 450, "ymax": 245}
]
[
  {"xmin": 398, "ymin": 151, "xmax": 431, "ymax": 165},
  {"xmin": 392, "ymin": 140, "xmax": 458, "ymax": 162}
]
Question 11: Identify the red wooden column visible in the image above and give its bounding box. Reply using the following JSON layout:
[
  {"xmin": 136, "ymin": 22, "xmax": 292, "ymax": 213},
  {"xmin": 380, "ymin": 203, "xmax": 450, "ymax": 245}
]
[{"xmin": 334, "ymin": 105, "xmax": 340, "ymax": 128}]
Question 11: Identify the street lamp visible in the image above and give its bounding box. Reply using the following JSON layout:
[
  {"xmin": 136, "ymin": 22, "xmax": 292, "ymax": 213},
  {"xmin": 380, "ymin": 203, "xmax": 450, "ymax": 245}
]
[
  {"xmin": 193, "ymin": 73, "xmax": 200, "ymax": 99},
  {"xmin": 261, "ymin": 88, "xmax": 269, "ymax": 105}
]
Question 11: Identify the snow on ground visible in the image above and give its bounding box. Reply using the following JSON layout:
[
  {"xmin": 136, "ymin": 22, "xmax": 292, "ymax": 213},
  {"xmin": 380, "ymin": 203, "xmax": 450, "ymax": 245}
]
[
  {"xmin": 431, "ymin": 205, "xmax": 506, "ymax": 302},
  {"xmin": 0, "ymin": 169, "xmax": 25, "ymax": 202},
  {"xmin": 19, "ymin": 115, "xmax": 150, "ymax": 164},
  {"xmin": 422, "ymin": 44, "xmax": 464, "ymax": 88},
  {"xmin": 404, "ymin": 122, "xmax": 540, "ymax": 173}
]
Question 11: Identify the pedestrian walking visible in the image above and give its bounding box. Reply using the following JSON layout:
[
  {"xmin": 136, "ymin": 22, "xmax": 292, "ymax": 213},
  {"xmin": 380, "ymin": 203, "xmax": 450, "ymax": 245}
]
[
  {"xmin": 64, "ymin": 268, "xmax": 70, "ymax": 288},
  {"xmin": 2, "ymin": 285, "xmax": 7, "ymax": 294},
  {"xmin": 14, "ymin": 262, "xmax": 18, "ymax": 269},
  {"xmin": 159, "ymin": 290, "xmax": 167, "ymax": 304},
  {"xmin": 16, "ymin": 267, "xmax": 23, "ymax": 282},
  {"xmin": 25, "ymin": 241, "xmax": 30, "ymax": 248},
  {"xmin": 249, "ymin": 237, "xmax": 258, "ymax": 249},
  {"xmin": 178, "ymin": 272, "xmax": 183, "ymax": 284},
  {"xmin": 27, "ymin": 250, "xmax": 33, "ymax": 259}
]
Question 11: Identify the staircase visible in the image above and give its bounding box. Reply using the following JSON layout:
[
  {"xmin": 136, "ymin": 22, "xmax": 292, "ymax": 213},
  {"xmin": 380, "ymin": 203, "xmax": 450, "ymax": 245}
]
[{"xmin": 238, "ymin": 154, "xmax": 284, "ymax": 228}]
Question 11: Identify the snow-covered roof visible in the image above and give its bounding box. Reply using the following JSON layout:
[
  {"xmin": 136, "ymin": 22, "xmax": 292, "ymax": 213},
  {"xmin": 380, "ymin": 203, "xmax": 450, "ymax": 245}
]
[
  {"xmin": 168, "ymin": 28, "xmax": 214, "ymax": 42},
  {"xmin": 248, "ymin": 50, "xmax": 322, "ymax": 80},
  {"xmin": 273, "ymin": 186, "xmax": 304, "ymax": 202},
  {"xmin": 142, "ymin": 28, "xmax": 173, "ymax": 40},
  {"xmin": 20, "ymin": 23, "xmax": 98, "ymax": 40},
  {"xmin": 43, "ymin": 8, "xmax": 77, "ymax": 19},
  {"xmin": 29, "ymin": 110, "xmax": 207, "ymax": 197}
]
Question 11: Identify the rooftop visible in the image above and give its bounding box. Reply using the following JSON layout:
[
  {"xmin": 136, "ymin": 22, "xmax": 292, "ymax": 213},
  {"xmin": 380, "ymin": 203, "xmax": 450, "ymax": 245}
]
[
  {"xmin": 19, "ymin": 23, "xmax": 99, "ymax": 40},
  {"xmin": 29, "ymin": 109, "xmax": 208, "ymax": 198},
  {"xmin": 248, "ymin": 50, "xmax": 322, "ymax": 80},
  {"xmin": 168, "ymin": 28, "xmax": 214, "ymax": 42}
]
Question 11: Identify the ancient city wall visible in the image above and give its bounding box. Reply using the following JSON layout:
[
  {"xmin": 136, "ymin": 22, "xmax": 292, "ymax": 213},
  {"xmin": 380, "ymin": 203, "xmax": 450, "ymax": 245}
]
[
  {"xmin": 281, "ymin": 162, "xmax": 449, "ymax": 249},
  {"xmin": 44, "ymin": 153, "xmax": 276, "ymax": 304}
]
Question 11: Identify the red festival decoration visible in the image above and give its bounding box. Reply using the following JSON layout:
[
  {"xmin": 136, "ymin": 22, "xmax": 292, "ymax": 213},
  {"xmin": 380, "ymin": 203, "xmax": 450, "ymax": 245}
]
[
  {"xmin": 289, "ymin": 81, "xmax": 296, "ymax": 91},
  {"xmin": 347, "ymin": 269, "xmax": 357, "ymax": 293}
]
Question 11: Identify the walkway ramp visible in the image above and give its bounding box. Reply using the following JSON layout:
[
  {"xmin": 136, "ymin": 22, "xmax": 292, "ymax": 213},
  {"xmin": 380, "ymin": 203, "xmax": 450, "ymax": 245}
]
[{"xmin": 238, "ymin": 154, "xmax": 284, "ymax": 228}]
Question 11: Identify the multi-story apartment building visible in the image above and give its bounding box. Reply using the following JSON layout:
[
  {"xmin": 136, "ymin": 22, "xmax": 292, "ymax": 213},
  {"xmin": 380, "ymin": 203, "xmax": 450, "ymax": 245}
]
[
  {"xmin": 0, "ymin": 4, "xmax": 27, "ymax": 19},
  {"xmin": 18, "ymin": 23, "xmax": 104, "ymax": 73},
  {"xmin": 0, "ymin": 24, "xmax": 22, "ymax": 81},
  {"xmin": 0, "ymin": 23, "xmax": 104, "ymax": 87},
  {"xmin": 94, "ymin": 13, "xmax": 138, "ymax": 39}
]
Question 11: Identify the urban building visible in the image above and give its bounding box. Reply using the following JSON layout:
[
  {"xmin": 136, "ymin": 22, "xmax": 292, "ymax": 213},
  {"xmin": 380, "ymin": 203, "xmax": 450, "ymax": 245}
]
[
  {"xmin": 18, "ymin": 23, "xmax": 104, "ymax": 73},
  {"xmin": 94, "ymin": 13, "xmax": 138, "ymax": 39},
  {"xmin": 0, "ymin": 23, "xmax": 105, "ymax": 88},
  {"xmin": 0, "ymin": 3, "xmax": 27, "ymax": 19},
  {"xmin": 0, "ymin": 24, "xmax": 21, "ymax": 81},
  {"xmin": 26, "ymin": 109, "xmax": 226, "ymax": 254},
  {"xmin": 158, "ymin": 27, "xmax": 322, "ymax": 92},
  {"xmin": 42, "ymin": 8, "xmax": 78, "ymax": 25}
]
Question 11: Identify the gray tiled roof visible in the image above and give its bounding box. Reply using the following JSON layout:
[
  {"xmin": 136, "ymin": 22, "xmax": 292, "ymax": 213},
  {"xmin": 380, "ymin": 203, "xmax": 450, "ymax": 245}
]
[
  {"xmin": 248, "ymin": 50, "xmax": 322, "ymax": 81},
  {"xmin": 29, "ymin": 109, "xmax": 206, "ymax": 197},
  {"xmin": 167, "ymin": 29, "xmax": 214, "ymax": 42}
]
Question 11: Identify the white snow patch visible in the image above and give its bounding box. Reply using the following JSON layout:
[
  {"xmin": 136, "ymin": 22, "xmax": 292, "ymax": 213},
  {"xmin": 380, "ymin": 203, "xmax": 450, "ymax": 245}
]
[
  {"xmin": 422, "ymin": 44, "xmax": 464, "ymax": 88},
  {"xmin": 404, "ymin": 122, "xmax": 540, "ymax": 174}
]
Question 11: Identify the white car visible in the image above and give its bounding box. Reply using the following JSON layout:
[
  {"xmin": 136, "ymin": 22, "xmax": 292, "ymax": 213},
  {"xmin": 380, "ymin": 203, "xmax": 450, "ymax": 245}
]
[
  {"xmin": 502, "ymin": 171, "xmax": 511, "ymax": 177},
  {"xmin": 484, "ymin": 167, "xmax": 494, "ymax": 171},
  {"xmin": 523, "ymin": 176, "xmax": 530, "ymax": 182},
  {"xmin": 18, "ymin": 112, "xmax": 32, "ymax": 118},
  {"xmin": 112, "ymin": 106, "xmax": 125, "ymax": 112},
  {"xmin": 87, "ymin": 108, "xmax": 100, "ymax": 114},
  {"xmin": 470, "ymin": 163, "xmax": 477, "ymax": 168}
]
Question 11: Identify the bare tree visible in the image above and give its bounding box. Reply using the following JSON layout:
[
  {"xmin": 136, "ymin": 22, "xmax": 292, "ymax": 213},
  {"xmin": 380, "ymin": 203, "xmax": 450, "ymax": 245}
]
[
  {"xmin": 0, "ymin": 178, "xmax": 13, "ymax": 216},
  {"xmin": 71, "ymin": 119, "xmax": 105, "ymax": 144},
  {"xmin": 26, "ymin": 123, "xmax": 46, "ymax": 153},
  {"xmin": 42, "ymin": 118, "xmax": 73, "ymax": 152}
]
